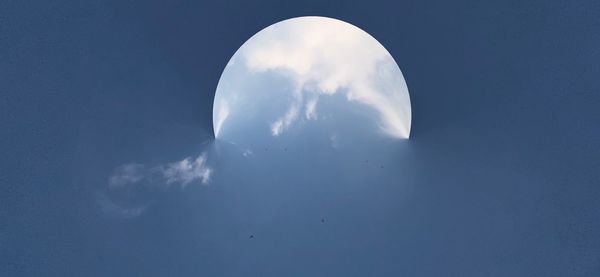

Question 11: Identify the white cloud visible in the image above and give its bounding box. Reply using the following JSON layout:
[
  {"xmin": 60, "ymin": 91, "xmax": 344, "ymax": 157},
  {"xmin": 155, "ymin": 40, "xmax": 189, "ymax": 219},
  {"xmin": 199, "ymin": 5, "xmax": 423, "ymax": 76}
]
[
  {"xmin": 100, "ymin": 153, "xmax": 213, "ymax": 218},
  {"xmin": 96, "ymin": 193, "xmax": 146, "ymax": 219},
  {"xmin": 163, "ymin": 154, "xmax": 212, "ymax": 187},
  {"xmin": 241, "ymin": 16, "xmax": 411, "ymax": 138},
  {"xmin": 305, "ymin": 97, "xmax": 318, "ymax": 120},
  {"xmin": 330, "ymin": 133, "xmax": 339, "ymax": 149},
  {"xmin": 271, "ymin": 101, "xmax": 300, "ymax": 136},
  {"xmin": 108, "ymin": 163, "xmax": 145, "ymax": 188},
  {"xmin": 242, "ymin": 149, "xmax": 253, "ymax": 157},
  {"xmin": 270, "ymin": 120, "xmax": 283, "ymax": 136},
  {"xmin": 109, "ymin": 153, "xmax": 212, "ymax": 188}
]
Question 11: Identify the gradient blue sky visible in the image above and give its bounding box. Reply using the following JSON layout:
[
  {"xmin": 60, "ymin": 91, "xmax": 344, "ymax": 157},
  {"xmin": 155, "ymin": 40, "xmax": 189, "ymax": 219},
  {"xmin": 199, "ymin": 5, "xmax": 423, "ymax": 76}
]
[{"xmin": 2, "ymin": 0, "xmax": 600, "ymax": 276}]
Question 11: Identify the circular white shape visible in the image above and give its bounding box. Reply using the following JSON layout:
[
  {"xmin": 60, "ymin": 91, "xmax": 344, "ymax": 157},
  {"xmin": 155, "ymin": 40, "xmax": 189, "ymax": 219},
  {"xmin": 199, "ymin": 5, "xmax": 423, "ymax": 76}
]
[{"xmin": 213, "ymin": 16, "xmax": 411, "ymax": 146}]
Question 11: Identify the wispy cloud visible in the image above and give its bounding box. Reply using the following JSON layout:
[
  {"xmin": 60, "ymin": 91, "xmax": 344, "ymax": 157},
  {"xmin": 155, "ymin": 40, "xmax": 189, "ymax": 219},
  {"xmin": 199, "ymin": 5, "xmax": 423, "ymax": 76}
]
[
  {"xmin": 108, "ymin": 163, "xmax": 145, "ymax": 188},
  {"xmin": 305, "ymin": 97, "xmax": 318, "ymax": 120},
  {"xmin": 270, "ymin": 102, "xmax": 300, "ymax": 136},
  {"xmin": 242, "ymin": 149, "xmax": 253, "ymax": 157},
  {"xmin": 99, "ymin": 152, "xmax": 212, "ymax": 218},
  {"xmin": 96, "ymin": 193, "xmax": 147, "ymax": 219},
  {"xmin": 163, "ymin": 155, "xmax": 212, "ymax": 187},
  {"xmin": 330, "ymin": 133, "xmax": 339, "ymax": 149}
]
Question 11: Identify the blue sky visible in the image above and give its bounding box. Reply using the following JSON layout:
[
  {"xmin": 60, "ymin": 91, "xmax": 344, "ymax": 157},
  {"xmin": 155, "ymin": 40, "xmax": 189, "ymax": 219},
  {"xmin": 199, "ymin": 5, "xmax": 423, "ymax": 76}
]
[{"xmin": 2, "ymin": 0, "xmax": 600, "ymax": 276}]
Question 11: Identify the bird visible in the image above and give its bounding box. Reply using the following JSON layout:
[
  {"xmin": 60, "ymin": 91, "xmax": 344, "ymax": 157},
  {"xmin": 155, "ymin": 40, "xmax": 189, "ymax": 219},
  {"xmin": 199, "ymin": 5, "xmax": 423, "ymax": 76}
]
[
  {"xmin": 249, "ymin": 235, "xmax": 254, "ymax": 239},
  {"xmin": 321, "ymin": 218, "xmax": 325, "ymax": 223}
]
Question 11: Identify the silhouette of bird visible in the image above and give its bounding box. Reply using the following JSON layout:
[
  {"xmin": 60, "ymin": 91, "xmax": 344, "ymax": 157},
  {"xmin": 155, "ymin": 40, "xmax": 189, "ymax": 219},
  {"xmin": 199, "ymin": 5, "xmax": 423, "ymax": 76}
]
[
  {"xmin": 249, "ymin": 235, "xmax": 254, "ymax": 239},
  {"xmin": 321, "ymin": 218, "xmax": 325, "ymax": 223}
]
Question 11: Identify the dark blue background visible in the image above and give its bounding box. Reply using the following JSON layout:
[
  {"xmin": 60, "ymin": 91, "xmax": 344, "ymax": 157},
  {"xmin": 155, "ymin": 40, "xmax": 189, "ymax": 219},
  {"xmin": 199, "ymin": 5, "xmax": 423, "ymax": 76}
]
[{"xmin": 2, "ymin": 0, "xmax": 599, "ymax": 276}]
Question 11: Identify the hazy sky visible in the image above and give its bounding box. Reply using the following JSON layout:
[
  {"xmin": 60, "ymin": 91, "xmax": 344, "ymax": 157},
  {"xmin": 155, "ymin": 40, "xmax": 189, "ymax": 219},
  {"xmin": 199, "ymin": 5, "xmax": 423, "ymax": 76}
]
[{"xmin": 2, "ymin": 1, "xmax": 600, "ymax": 276}]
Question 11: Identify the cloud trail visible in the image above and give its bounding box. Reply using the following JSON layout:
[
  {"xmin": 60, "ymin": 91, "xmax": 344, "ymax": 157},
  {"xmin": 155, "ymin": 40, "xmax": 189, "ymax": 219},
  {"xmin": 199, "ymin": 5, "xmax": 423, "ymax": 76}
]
[{"xmin": 99, "ymin": 152, "xmax": 212, "ymax": 218}]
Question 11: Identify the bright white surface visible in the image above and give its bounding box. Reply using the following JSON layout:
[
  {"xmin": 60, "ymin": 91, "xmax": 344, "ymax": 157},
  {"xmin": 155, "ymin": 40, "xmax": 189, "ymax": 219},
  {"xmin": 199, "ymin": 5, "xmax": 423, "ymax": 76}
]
[{"xmin": 213, "ymin": 16, "xmax": 411, "ymax": 143}]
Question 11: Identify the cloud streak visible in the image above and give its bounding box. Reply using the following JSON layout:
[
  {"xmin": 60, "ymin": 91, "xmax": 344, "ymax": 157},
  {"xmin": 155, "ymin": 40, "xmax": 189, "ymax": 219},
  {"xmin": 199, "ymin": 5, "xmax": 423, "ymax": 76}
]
[
  {"xmin": 305, "ymin": 97, "xmax": 318, "ymax": 120},
  {"xmin": 99, "ymin": 152, "xmax": 212, "ymax": 218},
  {"xmin": 109, "ymin": 153, "xmax": 212, "ymax": 188},
  {"xmin": 163, "ymin": 155, "xmax": 212, "ymax": 186},
  {"xmin": 270, "ymin": 102, "xmax": 300, "ymax": 136}
]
